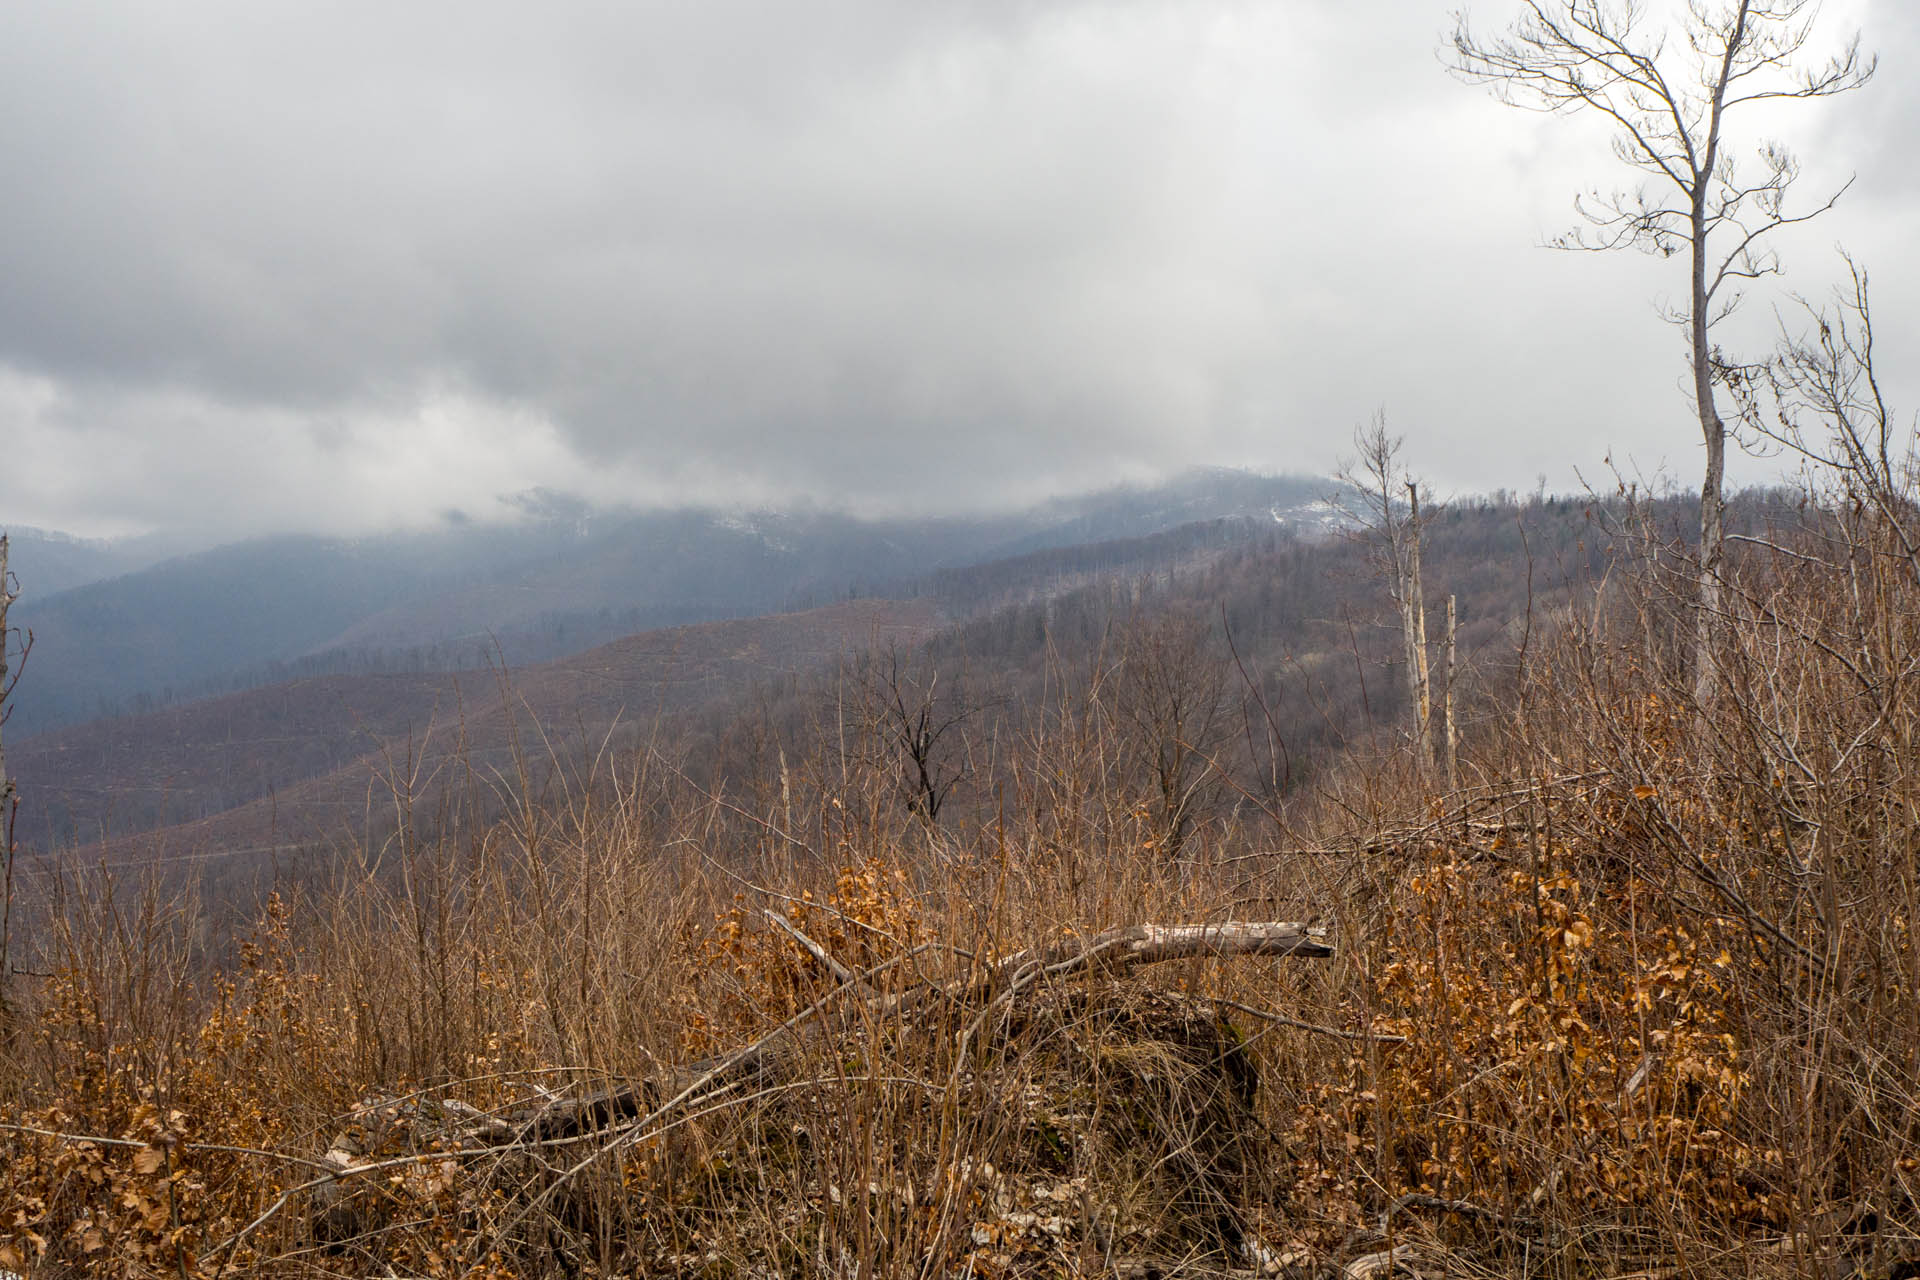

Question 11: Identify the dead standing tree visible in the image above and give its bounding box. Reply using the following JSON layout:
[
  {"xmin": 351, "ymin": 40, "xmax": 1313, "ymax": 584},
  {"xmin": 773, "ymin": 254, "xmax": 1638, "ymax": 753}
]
[
  {"xmin": 1733, "ymin": 254, "xmax": 1920, "ymax": 576},
  {"xmin": 857, "ymin": 643, "xmax": 977, "ymax": 825},
  {"xmin": 1110, "ymin": 613, "xmax": 1232, "ymax": 860},
  {"xmin": 0, "ymin": 535, "xmax": 19, "ymax": 1029},
  {"xmin": 1338, "ymin": 415, "xmax": 1443, "ymax": 781},
  {"xmin": 1451, "ymin": 0, "xmax": 1874, "ymax": 701}
]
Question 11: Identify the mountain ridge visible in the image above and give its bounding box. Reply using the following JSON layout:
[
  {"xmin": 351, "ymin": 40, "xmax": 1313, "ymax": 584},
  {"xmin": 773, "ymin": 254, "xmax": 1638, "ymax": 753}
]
[{"xmin": 4, "ymin": 469, "xmax": 1328, "ymax": 735}]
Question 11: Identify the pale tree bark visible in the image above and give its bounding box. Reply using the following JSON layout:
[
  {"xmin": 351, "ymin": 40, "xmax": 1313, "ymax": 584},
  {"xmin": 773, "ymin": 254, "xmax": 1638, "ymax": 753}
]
[
  {"xmin": 1688, "ymin": 14, "xmax": 1737, "ymax": 703},
  {"xmin": 1452, "ymin": 0, "xmax": 1874, "ymax": 703},
  {"xmin": 1404, "ymin": 483, "xmax": 1433, "ymax": 773},
  {"xmin": 1443, "ymin": 593, "xmax": 1458, "ymax": 791},
  {"xmin": 1338, "ymin": 415, "xmax": 1435, "ymax": 779}
]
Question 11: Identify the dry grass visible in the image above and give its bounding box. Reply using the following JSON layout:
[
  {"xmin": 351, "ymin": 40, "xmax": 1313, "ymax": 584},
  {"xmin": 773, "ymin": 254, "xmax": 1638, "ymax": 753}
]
[{"xmin": 4, "ymin": 499, "xmax": 1919, "ymax": 1279}]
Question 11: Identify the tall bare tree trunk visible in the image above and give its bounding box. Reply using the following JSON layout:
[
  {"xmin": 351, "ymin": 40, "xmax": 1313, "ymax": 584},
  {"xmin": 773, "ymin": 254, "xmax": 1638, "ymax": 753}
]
[
  {"xmin": 0, "ymin": 534, "xmax": 14, "ymax": 1023},
  {"xmin": 1443, "ymin": 593, "xmax": 1457, "ymax": 790},
  {"xmin": 1450, "ymin": 0, "xmax": 1875, "ymax": 711},
  {"xmin": 1402, "ymin": 483, "xmax": 1433, "ymax": 776},
  {"xmin": 1688, "ymin": 10, "xmax": 1739, "ymax": 707},
  {"xmin": 1340, "ymin": 418, "xmax": 1438, "ymax": 780},
  {"xmin": 1693, "ymin": 311, "xmax": 1728, "ymax": 704}
]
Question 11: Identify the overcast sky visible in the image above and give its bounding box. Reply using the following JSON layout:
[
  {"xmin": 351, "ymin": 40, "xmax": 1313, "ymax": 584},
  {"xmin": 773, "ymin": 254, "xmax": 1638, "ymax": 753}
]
[{"xmin": 2, "ymin": 0, "xmax": 1914, "ymax": 539}]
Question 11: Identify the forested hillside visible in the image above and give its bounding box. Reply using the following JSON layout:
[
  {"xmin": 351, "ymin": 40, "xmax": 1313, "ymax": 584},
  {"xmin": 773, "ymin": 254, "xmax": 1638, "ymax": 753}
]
[
  {"xmin": 7, "ymin": 476, "xmax": 1920, "ymax": 1277},
  {"xmin": 3, "ymin": 470, "xmax": 1323, "ymax": 736},
  {"xmin": 8, "ymin": 599, "xmax": 937, "ymax": 858},
  {"xmin": 5, "ymin": 0, "xmax": 1914, "ymax": 1273},
  {"xmin": 8, "ymin": 491, "xmax": 1614, "ymax": 876}
]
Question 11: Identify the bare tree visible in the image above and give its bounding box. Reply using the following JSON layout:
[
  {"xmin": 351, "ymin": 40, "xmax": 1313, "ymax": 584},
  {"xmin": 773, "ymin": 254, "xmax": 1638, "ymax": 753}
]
[
  {"xmin": 1451, "ymin": 0, "xmax": 1874, "ymax": 699},
  {"xmin": 1443, "ymin": 592, "xmax": 1458, "ymax": 790},
  {"xmin": 1337, "ymin": 413, "xmax": 1435, "ymax": 776},
  {"xmin": 1748, "ymin": 256, "xmax": 1913, "ymax": 522},
  {"xmin": 1730, "ymin": 253, "xmax": 1919, "ymax": 574},
  {"xmin": 0, "ymin": 536, "xmax": 11, "ymax": 805},
  {"xmin": 0, "ymin": 534, "xmax": 18, "ymax": 1024},
  {"xmin": 858, "ymin": 643, "xmax": 976, "ymax": 825},
  {"xmin": 1109, "ymin": 613, "xmax": 1231, "ymax": 860}
]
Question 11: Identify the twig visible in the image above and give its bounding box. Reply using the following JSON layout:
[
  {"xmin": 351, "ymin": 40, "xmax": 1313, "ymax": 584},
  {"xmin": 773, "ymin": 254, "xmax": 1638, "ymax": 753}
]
[
  {"xmin": 0, "ymin": 1123, "xmax": 338, "ymax": 1174},
  {"xmin": 1213, "ymin": 998, "xmax": 1407, "ymax": 1046},
  {"xmin": 649, "ymin": 746, "xmax": 819, "ymax": 856}
]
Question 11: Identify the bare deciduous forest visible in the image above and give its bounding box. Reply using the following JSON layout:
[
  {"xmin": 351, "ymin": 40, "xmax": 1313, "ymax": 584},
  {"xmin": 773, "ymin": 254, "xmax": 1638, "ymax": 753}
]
[
  {"xmin": 4, "ymin": 3, "xmax": 1917, "ymax": 1278},
  {"xmin": 3, "ymin": 439, "xmax": 1918, "ymax": 1279}
]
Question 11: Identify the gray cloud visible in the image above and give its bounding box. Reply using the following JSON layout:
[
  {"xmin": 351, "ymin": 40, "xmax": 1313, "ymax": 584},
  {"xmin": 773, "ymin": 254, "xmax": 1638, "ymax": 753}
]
[{"xmin": 2, "ymin": 0, "xmax": 1915, "ymax": 537}]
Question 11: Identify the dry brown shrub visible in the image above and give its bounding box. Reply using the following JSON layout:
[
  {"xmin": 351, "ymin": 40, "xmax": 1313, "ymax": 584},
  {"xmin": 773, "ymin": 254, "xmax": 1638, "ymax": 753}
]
[{"xmin": 5, "ymin": 499, "xmax": 1920, "ymax": 1277}]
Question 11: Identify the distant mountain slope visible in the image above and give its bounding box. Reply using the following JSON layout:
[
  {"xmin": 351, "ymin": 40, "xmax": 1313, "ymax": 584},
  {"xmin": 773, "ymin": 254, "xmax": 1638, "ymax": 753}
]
[
  {"xmin": 12, "ymin": 500, "xmax": 1321, "ymax": 857},
  {"xmin": 14, "ymin": 505, "xmax": 1298, "ymax": 853},
  {"xmin": 15, "ymin": 669, "xmax": 467, "ymax": 842},
  {"xmin": 8, "ymin": 534, "xmax": 529, "ymax": 735},
  {"xmin": 17, "ymin": 490, "xmax": 1660, "ymax": 881},
  {"xmin": 5, "ymin": 470, "xmax": 1327, "ymax": 736},
  {"xmin": 0, "ymin": 526, "xmax": 194, "ymax": 597},
  {"xmin": 983, "ymin": 468, "xmax": 1328, "ymax": 558},
  {"xmin": 310, "ymin": 473, "xmax": 1334, "ymax": 656},
  {"xmin": 12, "ymin": 598, "xmax": 937, "ymax": 856},
  {"xmin": 925, "ymin": 516, "xmax": 1296, "ymax": 617},
  {"xmin": 304, "ymin": 507, "xmax": 978, "ymax": 656}
]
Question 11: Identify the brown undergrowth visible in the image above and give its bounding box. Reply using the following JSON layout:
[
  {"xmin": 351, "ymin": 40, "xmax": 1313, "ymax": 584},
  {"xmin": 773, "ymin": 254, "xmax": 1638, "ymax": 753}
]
[{"xmin": 4, "ymin": 502, "xmax": 1919, "ymax": 1278}]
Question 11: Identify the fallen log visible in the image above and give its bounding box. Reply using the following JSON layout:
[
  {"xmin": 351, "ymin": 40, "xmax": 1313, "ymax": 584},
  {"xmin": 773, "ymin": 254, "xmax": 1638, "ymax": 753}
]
[
  {"xmin": 951, "ymin": 922, "xmax": 1331, "ymax": 1055},
  {"xmin": 276, "ymin": 920, "xmax": 1333, "ymax": 1267},
  {"xmin": 516, "ymin": 921, "xmax": 1331, "ymax": 1143},
  {"xmin": 999, "ymin": 921, "xmax": 1332, "ymax": 976},
  {"xmin": 476, "ymin": 922, "xmax": 1334, "ymax": 1155},
  {"xmin": 506, "ymin": 1082, "xmax": 656, "ymax": 1142}
]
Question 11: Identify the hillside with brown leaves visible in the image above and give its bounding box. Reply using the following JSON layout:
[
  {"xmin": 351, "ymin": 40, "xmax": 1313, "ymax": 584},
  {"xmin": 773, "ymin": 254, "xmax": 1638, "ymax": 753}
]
[
  {"xmin": 4, "ymin": 486, "xmax": 1918, "ymax": 1279},
  {"xmin": 11, "ymin": 598, "xmax": 936, "ymax": 866}
]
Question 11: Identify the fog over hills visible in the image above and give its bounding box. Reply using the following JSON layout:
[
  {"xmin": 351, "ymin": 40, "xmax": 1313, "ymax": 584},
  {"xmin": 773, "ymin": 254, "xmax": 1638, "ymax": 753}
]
[
  {"xmin": 2, "ymin": 468, "xmax": 1328, "ymax": 737},
  {"xmin": 8, "ymin": 487, "xmax": 1621, "ymax": 875},
  {"xmin": 0, "ymin": 526, "xmax": 199, "ymax": 597}
]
